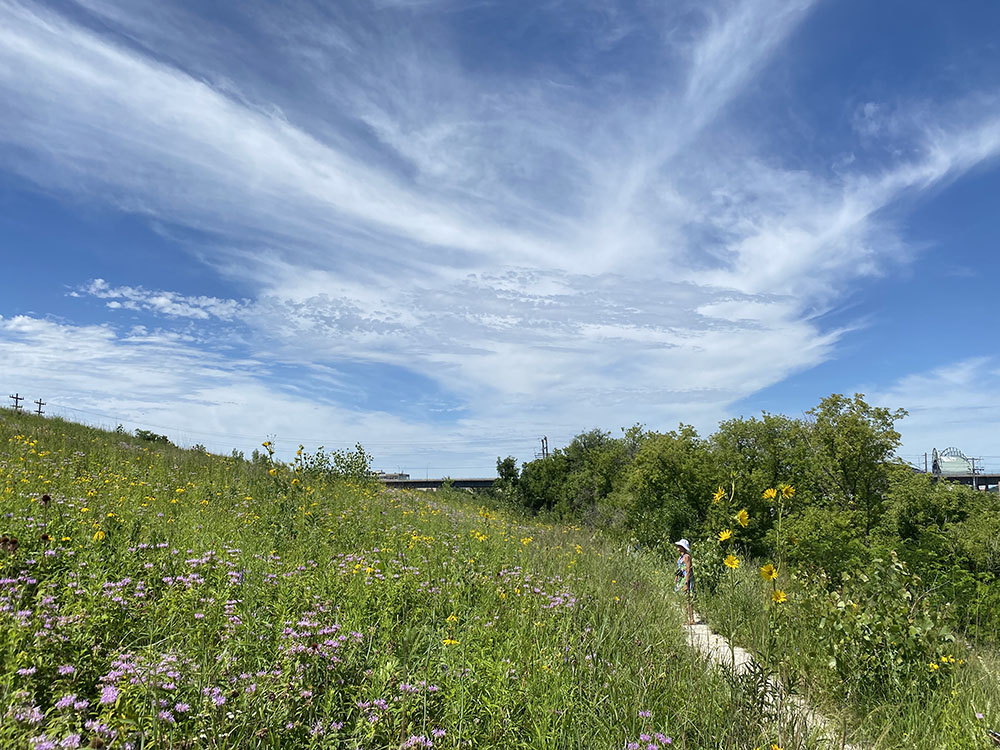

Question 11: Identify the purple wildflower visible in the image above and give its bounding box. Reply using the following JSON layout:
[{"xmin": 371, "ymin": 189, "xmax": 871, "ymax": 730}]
[
  {"xmin": 99, "ymin": 685, "xmax": 120, "ymax": 705},
  {"xmin": 55, "ymin": 694, "xmax": 76, "ymax": 710}
]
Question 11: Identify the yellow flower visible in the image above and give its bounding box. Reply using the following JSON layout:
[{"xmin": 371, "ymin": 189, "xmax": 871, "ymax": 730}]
[
  {"xmin": 718, "ymin": 529, "xmax": 733, "ymax": 542},
  {"xmin": 928, "ymin": 662, "xmax": 939, "ymax": 671},
  {"xmin": 268, "ymin": 468, "xmax": 277, "ymax": 476},
  {"xmin": 762, "ymin": 488, "xmax": 777, "ymax": 500},
  {"xmin": 735, "ymin": 509, "xmax": 749, "ymax": 528},
  {"xmin": 712, "ymin": 486, "xmax": 726, "ymax": 503},
  {"xmin": 442, "ymin": 638, "xmax": 459, "ymax": 646},
  {"xmin": 772, "ymin": 589, "xmax": 787, "ymax": 604},
  {"xmin": 724, "ymin": 555, "xmax": 740, "ymax": 570},
  {"xmin": 93, "ymin": 530, "xmax": 105, "ymax": 542},
  {"xmin": 781, "ymin": 485, "xmax": 795, "ymax": 499},
  {"xmin": 79, "ymin": 507, "xmax": 89, "ymax": 513},
  {"xmin": 446, "ymin": 613, "xmax": 458, "ymax": 623},
  {"xmin": 760, "ymin": 563, "xmax": 778, "ymax": 581}
]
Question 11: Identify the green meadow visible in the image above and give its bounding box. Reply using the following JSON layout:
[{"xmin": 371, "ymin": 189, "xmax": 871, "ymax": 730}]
[{"xmin": 0, "ymin": 408, "xmax": 997, "ymax": 749}]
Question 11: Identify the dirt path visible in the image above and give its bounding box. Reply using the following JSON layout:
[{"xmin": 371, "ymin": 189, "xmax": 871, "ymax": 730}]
[{"xmin": 682, "ymin": 615, "xmax": 862, "ymax": 749}]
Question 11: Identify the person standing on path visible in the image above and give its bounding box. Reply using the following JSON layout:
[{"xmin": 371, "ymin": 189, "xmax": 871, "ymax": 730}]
[{"xmin": 674, "ymin": 538, "xmax": 695, "ymax": 625}]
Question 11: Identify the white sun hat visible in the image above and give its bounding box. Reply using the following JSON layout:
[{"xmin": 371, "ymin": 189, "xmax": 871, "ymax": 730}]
[{"xmin": 674, "ymin": 538, "xmax": 690, "ymax": 553}]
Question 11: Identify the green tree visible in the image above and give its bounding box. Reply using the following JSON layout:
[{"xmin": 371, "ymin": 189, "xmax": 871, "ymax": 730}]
[
  {"xmin": 708, "ymin": 412, "xmax": 814, "ymax": 553},
  {"xmin": 517, "ymin": 453, "xmax": 569, "ymax": 512},
  {"xmin": 804, "ymin": 393, "xmax": 906, "ymax": 541},
  {"xmin": 494, "ymin": 455, "xmax": 520, "ymax": 498},
  {"xmin": 625, "ymin": 424, "xmax": 711, "ymax": 548}
]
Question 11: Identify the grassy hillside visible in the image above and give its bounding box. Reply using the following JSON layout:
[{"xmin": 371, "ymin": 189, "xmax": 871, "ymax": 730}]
[{"xmin": 1, "ymin": 411, "xmax": 810, "ymax": 750}]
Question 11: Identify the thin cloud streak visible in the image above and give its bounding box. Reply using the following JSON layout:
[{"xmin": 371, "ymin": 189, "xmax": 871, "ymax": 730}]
[
  {"xmin": 1, "ymin": 0, "xmax": 999, "ymax": 458},
  {"xmin": 869, "ymin": 358, "xmax": 1000, "ymax": 472}
]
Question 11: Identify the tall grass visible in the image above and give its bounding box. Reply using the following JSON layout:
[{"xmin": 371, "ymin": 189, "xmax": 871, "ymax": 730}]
[
  {"xmin": 1, "ymin": 412, "xmax": 814, "ymax": 749},
  {"xmin": 697, "ymin": 552, "xmax": 1000, "ymax": 749}
]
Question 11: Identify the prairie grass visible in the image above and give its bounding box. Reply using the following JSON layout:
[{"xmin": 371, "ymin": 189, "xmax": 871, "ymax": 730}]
[
  {"xmin": 1, "ymin": 412, "xmax": 815, "ymax": 749},
  {"xmin": 697, "ymin": 558, "xmax": 1000, "ymax": 749}
]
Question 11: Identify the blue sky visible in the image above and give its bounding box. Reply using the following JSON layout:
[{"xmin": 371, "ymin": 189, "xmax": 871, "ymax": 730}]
[{"xmin": 1, "ymin": 0, "xmax": 999, "ymax": 474}]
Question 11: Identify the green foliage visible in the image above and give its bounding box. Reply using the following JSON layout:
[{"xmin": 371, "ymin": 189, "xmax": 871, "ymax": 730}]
[
  {"xmin": 781, "ymin": 554, "xmax": 956, "ymax": 705},
  {"xmin": 708, "ymin": 413, "xmax": 813, "ymax": 554},
  {"xmin": 291, "ymin": 442, "xmax": 375, "ymax": 483},
  {"xmin": 0, "ymin": 410, "xmax": 816, "ymax": 750},
  {"xmin": 780, "ymin": 505, "xmax": 866, "ymax": 580},
  {"xmin": 803, "ymin": 394, "xmax": 906, "ymax": 541},
  {"xmin": 134, "ymin": 428, "xmax": 172, "ymax": 445},
  {"xmin": 493, "ymin": 455, "xmax": 519, "ymax": 498},
  {"xmin": 624, "ymin": 425, "xmax": 711, "ymax": 549},
  {"xmin": 515, "ymin": 451, "xmax": 567, "ymax": 513}
]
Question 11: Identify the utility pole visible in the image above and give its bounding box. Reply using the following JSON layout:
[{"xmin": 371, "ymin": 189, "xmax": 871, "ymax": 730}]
[
  {"xmin": 541, "ymin": 436, "xmax": 549, "ymax": 459},
  {"xmin": 34, "ymin": 399, "xmax": 45, "ymax": 416},
  {"xmin": 924, "ymin": 452, "xmax": 928, "ymax": 473},
  {"xmin": 9, "ymin": 393, "xmax": 23, "ymax": 412}
]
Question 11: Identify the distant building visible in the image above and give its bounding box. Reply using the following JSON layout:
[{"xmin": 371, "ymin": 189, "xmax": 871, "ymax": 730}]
[
  {"xmin": 931, "ymin": 447, "xmax": 973, "ymax": 476},
  {"xmin": 929, "ymin": 447, "xmax": 999, "ymax": 492},
  {"xmin": 376, "ymin": 470, "xmax": 410, "ymax": 480}
]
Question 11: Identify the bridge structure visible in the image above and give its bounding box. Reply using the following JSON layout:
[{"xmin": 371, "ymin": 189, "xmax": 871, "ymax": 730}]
[
  {"xmin": 937, "ymin": 472, "xmax": 1000, "ymax": 491},
  {"xmin": 379, "ymin": 477, "xmax": 496, "ymax": 491},
  {"xmin": 929, "ymin": 447, "xmax": 1000, "ymax": 491}
]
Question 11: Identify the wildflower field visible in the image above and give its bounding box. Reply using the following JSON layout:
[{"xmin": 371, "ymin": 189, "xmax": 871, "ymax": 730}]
[{"xmin": 0, "ymin": 411, "xmax": 815, "ymax": 750}]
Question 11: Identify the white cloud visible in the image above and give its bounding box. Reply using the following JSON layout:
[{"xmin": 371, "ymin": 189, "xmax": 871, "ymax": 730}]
[
  {"xmin": 0, "ymin": 314, "xmax": 531, "ymax": 472},
  {"xmin": 869, "ymin": 358, "xmax": 1000, "ymax": 472},
  {"xmin": 0, "ymin": 0, "xmax": 999, "ymax": 466},
  {"xmin": 83, "ymin": 279, "xmax": 249, "ymax": 320}
]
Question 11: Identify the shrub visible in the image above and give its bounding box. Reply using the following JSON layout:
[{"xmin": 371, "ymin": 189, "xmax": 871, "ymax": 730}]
[
  {"xmin": 134, "ymin": 428, "xmax": 172, "ymax": 445},
  {"xmin": 779, "ymin": 553, "xmax": 956, "ymax": 705}
]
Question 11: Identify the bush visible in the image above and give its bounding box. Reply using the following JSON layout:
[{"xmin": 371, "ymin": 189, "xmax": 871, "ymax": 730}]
[
  {"xmin": 134, "ymin": 428, "xmax": 172, "ymax": 445},
  {"xmin": 780, "ymin": 553, "xmax": 956, "ymax": 705}
]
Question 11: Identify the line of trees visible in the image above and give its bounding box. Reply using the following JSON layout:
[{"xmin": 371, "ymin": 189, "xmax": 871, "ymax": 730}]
[{"xmin": 495, "ymin": 393, "xmax": 1000, "ymax": 635}]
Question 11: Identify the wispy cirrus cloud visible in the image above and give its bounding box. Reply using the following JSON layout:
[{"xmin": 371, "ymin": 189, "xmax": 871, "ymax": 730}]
[
  {"xmin": 76, "ymin": 280, "xmax": 249, "ymax": 321},
  {"xmin": 868, "ymin": 358, "xmax": 1000, "ymax": 470},
  {"xmin": 1, "ymin": 0, "xmax": 999, "ymax": 470}
]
